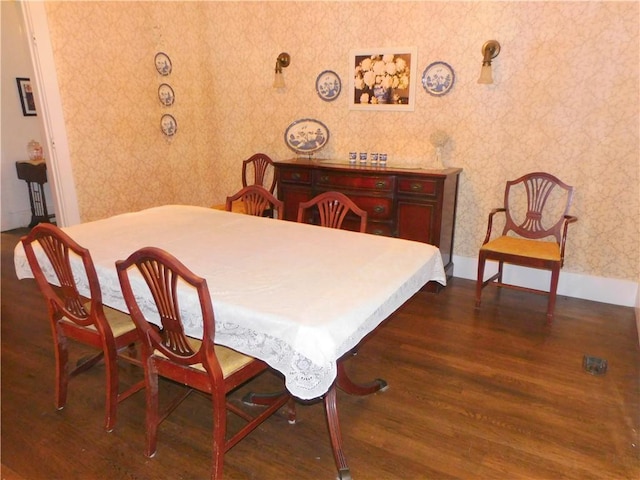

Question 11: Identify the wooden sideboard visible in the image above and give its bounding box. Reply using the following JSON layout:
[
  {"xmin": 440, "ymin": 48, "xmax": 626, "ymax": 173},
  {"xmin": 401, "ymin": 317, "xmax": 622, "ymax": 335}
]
[{"xmin": 274, "ymin": 158, "xmax": 462, "ymax": 278}]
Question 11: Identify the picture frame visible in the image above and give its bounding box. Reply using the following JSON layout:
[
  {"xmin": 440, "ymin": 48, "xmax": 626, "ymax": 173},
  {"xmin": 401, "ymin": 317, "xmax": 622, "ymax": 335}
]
[
  {"xmin": 349, "ymin": 47, "xmax": 417, "ymax": 111},
  {"xmin": 16, "ymin": 78, "xmax": 37, "ymax": 116}
]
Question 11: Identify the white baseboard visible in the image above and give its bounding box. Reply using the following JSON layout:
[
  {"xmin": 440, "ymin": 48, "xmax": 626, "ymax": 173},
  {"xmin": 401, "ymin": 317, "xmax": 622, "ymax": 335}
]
[
  {"xmin": 452, "ymin": 254, "xmax": 639, "ymax": 308},
  {"xmin": 636, "ymin": 294, "xmax": 640, "ymax": 347}
]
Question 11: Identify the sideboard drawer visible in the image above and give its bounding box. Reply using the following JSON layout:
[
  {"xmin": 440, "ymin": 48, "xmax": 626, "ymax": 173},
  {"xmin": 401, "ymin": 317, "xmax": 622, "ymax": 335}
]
[
  {"xmin": 315, "ymin": 172, "xmax": 395, "ymax": 191},
  {"xmin": 280, "ymin": 168, "xmax": 312, "ymax": 184},
  {"xmin": 340, "ymin": 218, "xmax": 394, "ymax": 236},
  {"xmin": 367, "ymin": 222, "xmax": 395, "ymax": 237},
  {"xmin": 397, "ymin": 178, "xmax": 438, "ymax": 196},
  {"xmin": 349, "ymin": 194, "xmax": 393, "ymax": 220}
]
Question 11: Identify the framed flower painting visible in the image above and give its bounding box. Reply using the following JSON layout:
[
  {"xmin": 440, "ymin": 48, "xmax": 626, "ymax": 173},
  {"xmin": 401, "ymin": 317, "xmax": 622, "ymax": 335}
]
[{"xmin": 348, "ymin": 47, "xmax": 417, "ymax": 111}]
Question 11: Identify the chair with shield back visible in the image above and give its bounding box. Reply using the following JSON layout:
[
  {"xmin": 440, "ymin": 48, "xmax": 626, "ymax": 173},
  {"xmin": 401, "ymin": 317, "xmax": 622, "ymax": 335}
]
[
  {"xmin": 242, "ymin": 153, "xmax": 276, "ymax": 193},
  {"xmin": 216, "ymin": 153, "xmax": 277, "ymax": 214},
  {"xmin": 297, "ymin": 191, "xmax": 368, "ymax": 233},
  {"xmin": 116, "ymin": 246, "xmax": 294, "ymax": 479},
  {"xmin": 20, "ymin": 223, "xmax": 144, "ymax": 431},
  {"xmin": 225, "ymin": 185, "xmax": 284, "ymax": 219},
  {"xmin": 475, "ymin": 172, "xmax": 578, "ymax": 323}
]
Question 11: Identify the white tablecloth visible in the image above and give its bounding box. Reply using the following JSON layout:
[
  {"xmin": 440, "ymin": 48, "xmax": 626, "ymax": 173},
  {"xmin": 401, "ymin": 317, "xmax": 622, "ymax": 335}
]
[{"xmin": 14, "ymin": 205, "xmax": 445, "ymax": 399}]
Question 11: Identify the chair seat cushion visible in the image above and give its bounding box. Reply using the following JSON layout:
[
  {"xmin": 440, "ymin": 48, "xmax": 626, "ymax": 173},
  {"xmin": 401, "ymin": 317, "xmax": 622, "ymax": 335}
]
[
  {"xmin": 103, "ymin": 306, "xmax": 138, "ymax": 336},
  {"xmin": 62, "ymin": 304, "xmax": 137, "ymax": 337},
  {"xmin": 155, "ymin": 337, "xmax": 255, "ymax": 378},
  {"xmin": 481, "ymin": 236, "xmax": 561, "ymax": 261},
  {"xmin": 211, "ymin": 200, "xmax": 246, "ymax": 213}
]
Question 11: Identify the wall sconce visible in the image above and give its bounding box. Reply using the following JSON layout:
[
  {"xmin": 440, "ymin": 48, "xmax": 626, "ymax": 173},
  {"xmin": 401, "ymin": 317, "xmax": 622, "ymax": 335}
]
[
  {"xmin": 273, "ymin": 52, "xmax": 291, "ymax": 89},
  {"xmin": 477, "ymin": 40, "xmax": 501, "ymax": 84}
]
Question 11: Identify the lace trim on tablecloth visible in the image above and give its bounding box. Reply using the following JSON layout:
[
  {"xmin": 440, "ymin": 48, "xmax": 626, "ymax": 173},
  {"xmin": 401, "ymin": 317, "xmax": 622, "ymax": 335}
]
[
  {"xmin": 14, "ymin": 235, "xmax": 442, "ymax": 400},
  {"xmin": 14, "ymin": 247, "xmax": 335, "ymax": 399}
]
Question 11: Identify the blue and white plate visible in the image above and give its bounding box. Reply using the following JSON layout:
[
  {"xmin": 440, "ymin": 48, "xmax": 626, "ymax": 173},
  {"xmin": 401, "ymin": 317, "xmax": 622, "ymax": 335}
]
[
  {"xmin": 422, "ymin": 61, "xmax": 455, "ymax": 96},
  {"xmin": 316, "ymin": 70, "xmax": 341, "ymax": 101},
  {"xmin": 158, "ymin": 83, "xmax": 175, "ymax": 106},
  {"xmin": 285, "ymin": 118, "xmax": 329, "ymax": 154},
  {"xmin": 155, "ymin": 52, "xmax": 172, "ymax": 76},
  {"xmin": 160, "ymin": 114, "xmax": 177, "ymax": 136}
]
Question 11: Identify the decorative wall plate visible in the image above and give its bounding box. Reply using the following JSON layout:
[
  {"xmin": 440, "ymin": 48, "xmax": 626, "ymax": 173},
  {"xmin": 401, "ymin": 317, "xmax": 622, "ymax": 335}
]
[
  {"xmin": 316, "ymin": 70, "xmax": 341, "ymax": 101},
  {"xmin": 158, "ymin": 83, "xmax": 175, "ymax": 106},
  {"xmin": 160, "ymin": 114, "xmax": 177, "ymax": 136},
  {"xmin": 155, "ymin": 52, "xmax": 172, "ymax": 76},
  {"xmin": 422, "ymin": 61, "xmax": 455, "ymax": 96},
  {"xmin": 284, "ymin": 118, "xmax": 329, "ymax": 154}
]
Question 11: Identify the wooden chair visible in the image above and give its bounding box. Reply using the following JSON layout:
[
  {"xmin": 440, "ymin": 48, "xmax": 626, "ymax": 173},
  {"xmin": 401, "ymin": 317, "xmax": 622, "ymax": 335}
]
[
  {"xmin": 225, "ymin": 185, "xmax": 283, "ymax": 219},
  {"xmin": 212, "ymin": 153, "xmax": 277, "ymax": 212},
  {"xmin": 242, "ymin": 153, "xmax": 276, "ymax": 193},
  {"xmin": 297, "ymin": 191, "xmax": 368, "ymax": 233},
  {"xmin": 20, "ymin": 223, "xmax": 144, "ymax": 432},
  {"xmin": 475, "ymin": 172, "xmax": 578, "ymax": 323},
  {"xmin": 115, "ymin": 246, "xmax": 294, "ymax": 479}
]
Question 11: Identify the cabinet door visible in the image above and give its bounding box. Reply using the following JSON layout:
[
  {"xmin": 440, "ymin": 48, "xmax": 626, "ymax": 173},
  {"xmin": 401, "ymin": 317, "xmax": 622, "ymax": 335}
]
[
  {"xmin": 279, "ymin": 186, "xmax": 312, "ymax": 221},
  {"xmin": 396, "ymin": 200, "xmax": 438, "ymax": 245},
  {"xmin": 277, "ymin": 166, "xmax": 313, "ymax": 221},
  {"xmin": 331, "ymin": 194, "xmax": 394, "ymax": 221}
]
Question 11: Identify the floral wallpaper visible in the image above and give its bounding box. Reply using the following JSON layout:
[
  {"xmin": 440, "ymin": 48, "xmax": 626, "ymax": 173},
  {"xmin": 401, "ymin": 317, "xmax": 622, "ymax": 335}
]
[{"xmin": 42, "ymin": 1, "xmax": 638, "ymax": 282}]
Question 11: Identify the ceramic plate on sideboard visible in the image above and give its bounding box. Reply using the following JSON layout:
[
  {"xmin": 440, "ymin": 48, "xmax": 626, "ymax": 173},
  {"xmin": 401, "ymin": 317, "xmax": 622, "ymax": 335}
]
[{"xmin": 284, "ymin": 118, "xmax": 330, "ymax": 154}]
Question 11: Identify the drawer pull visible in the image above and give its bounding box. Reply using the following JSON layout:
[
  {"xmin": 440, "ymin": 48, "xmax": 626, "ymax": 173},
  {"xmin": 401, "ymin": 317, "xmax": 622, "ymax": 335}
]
[
  {"xmin": 410, "ymin": 183, "xmax": 423, "ymax": 191},
  {"xmin": 373, "ymin": 205, "xmax": 385, "ymax": 214},
  {"xmin": 375, "ymin": 181, "xmax": 386, "ymax": 189},
  {"xmin": 319, "ymin": 175, "xmax": 330, "ymax": 183},
  {"xmin": 291, "ymin": 173, "xmax": 301, "ymax": 180}
]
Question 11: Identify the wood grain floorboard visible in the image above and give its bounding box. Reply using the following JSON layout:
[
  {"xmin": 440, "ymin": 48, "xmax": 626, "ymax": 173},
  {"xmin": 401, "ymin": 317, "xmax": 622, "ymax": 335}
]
[{"xmin": 2, "ymin": 229, "xmax": 638, "ymax": 479}]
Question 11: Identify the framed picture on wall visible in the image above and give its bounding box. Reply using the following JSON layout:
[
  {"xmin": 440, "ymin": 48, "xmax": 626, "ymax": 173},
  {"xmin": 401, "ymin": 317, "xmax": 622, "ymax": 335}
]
[
  {"xmin": 16, "ymin": 78, "xmax": 37, "ymax": 116},
  {"xmin": 349, "ymin": 47, "xmax": 417, "ymax": 111}
]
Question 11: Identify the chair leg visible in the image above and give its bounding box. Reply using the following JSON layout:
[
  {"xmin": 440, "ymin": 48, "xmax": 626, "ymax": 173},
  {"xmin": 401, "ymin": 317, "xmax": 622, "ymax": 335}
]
[
  {"xmin": 145, "ymin": 364, "xmax": 160, "ymax": 458},
  {"xmin": 104, "ymin": 346, "xmax": 119, "ymax": 432},
  {"xmin": 547, "ymin": 266, "xmax": 561, "ymax": 324},
  {"xmin": 126, "ymin": 342, "xmax": 138, "ymax": 365},
  {"xmin": 497, "ymin": 260, "xmax": 504, "ymax": 283},
  {"xmin": 475, "ymin": 253, "xmax": 487, "ymax": 308},
  {"xmin": 211, "ymin": 390, "xmax": 227, "ymax": 480},
  {"xmin": 53, "ymin": 329, "xmax": 69, "ymax": 411},
  {"xmin": 287, "ymin": 396, "xmax": 297, "ymax": 424}
]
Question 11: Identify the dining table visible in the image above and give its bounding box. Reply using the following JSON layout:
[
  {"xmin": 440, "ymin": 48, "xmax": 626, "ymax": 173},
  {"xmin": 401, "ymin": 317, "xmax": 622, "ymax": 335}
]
[{"xmin": 14, "ymin": 204, "xmax": 446, "ymax": 479}]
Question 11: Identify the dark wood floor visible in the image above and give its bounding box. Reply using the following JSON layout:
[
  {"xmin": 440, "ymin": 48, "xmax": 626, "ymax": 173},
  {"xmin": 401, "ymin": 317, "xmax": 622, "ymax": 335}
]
[{"xmin": 2, "ymin": 228, "xmax": 639, "ymax": 480}]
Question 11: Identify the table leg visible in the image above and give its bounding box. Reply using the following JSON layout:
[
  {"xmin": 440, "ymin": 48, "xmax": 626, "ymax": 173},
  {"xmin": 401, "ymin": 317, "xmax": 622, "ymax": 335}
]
[
  {"xmin": 242, "ymin": 390, "xmax": 284, "ymax": 405},
  {"xmin": 324, "ymin": 383, "xmax": 352, "ymax": 480},
  {"xmin": 244, "ymin": 360, "xmax": 387, "ymax": 480},
  {"xmin": 242, "ymin": 391, "xmax": 296, "ymax": 424},
  {"xmin": 336, "ymin": 361, "xmax": 388, "ymax": 396}
]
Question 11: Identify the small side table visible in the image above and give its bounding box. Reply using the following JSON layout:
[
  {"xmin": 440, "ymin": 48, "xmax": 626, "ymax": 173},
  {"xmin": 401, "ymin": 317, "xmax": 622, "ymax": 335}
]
[{"xmin": 15, "ymin": 160, "xmax": 55, "ymax": 228}]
